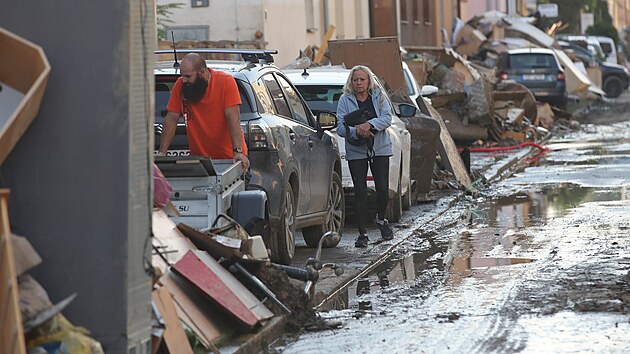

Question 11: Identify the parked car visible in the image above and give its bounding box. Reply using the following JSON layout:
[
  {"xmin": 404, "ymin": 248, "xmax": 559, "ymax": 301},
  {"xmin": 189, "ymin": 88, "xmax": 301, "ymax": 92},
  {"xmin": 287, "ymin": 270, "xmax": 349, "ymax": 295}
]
[
  {"xmin": 154, "ymin": 49, "xmax": 344, "ymax": 264},
  {"xmin": 496, "ymin": 47, "xmax": 567, "ymax": 107},
  {"xmin": 592, "ymin": 36, "xmax": 619, "ymax": 64},
  {"xmin": 557, "ymin": 35, "xmax": 607, "ymax": 61},
  {"xmin": 558, "ymin": 40, "xmax": 630, "ymax": 98},
  {"xmin": 402, "ymin": 61, "xmax": 421, "ymax": 105},
  {"xmin": 285, "ymin": 66, "xmax": 413, "ymax": 222}
]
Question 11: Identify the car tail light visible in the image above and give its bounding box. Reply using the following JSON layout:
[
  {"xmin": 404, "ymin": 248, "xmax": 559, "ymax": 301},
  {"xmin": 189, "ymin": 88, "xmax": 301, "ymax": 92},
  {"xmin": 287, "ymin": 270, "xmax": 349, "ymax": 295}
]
[
  {"xmin": 367, "ymin": 176, "xmax": 374, "ymax": 181},
  {"xmin": 498, "ymin": 72, "xmax": 509, "ymax": 81},
  {"xmin": 556, "ymin": 72, "xmax": 566, "ymax": 81},
  {"xmin": 247, "ymin": 120, "xmax": 275, "ymax": 150}
]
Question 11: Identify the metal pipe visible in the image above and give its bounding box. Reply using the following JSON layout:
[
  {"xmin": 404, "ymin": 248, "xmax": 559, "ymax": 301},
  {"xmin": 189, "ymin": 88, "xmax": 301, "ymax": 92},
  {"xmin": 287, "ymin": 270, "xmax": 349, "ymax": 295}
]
[{"xmin": 324, "ymin": 0, "xmax": 329, "ymax": 31}]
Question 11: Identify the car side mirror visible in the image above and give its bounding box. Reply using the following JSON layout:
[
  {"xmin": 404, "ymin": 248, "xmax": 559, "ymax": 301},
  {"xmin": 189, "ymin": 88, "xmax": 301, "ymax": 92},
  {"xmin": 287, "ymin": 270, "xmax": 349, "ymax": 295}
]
[
  {"xmin": 397, "ymin": 103, "xmax": 417, "ymax": 118},
  {"xmin": 421, "ymin": 85, "xmax": 439, "ymax": 96},
  {"xmin": 317, "ymin": 111, "xmax": 338, "ymax": 130}
]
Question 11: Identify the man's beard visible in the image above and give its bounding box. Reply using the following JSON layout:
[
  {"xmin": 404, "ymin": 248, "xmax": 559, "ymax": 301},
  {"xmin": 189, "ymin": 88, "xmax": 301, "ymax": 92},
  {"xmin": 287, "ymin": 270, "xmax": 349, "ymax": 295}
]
[{"xmin": 182, "ymin": 77, "xmax": 208, "ymax": 102}]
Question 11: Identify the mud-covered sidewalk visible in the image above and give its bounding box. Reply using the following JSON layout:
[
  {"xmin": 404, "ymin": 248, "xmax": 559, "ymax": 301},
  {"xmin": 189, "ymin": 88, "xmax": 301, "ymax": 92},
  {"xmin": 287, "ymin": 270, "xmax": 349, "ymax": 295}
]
[
  {"xmin": 267, "ymin": 96, "xmax": 630, "ymax": 353},
  {"xmin": 221, "ymin": 91, "xmax": 630, "ymax": 353}
]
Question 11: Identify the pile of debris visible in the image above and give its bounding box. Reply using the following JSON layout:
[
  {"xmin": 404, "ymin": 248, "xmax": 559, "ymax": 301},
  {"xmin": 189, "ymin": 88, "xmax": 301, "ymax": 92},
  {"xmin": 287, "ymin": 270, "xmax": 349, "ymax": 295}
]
[
  {"xmin": 150, "ymin": 207, "xmax": 320, "ymax": 353},
  {"xmin": 4, "ymin": 233, "xmax": 104, "ymax": 353}
]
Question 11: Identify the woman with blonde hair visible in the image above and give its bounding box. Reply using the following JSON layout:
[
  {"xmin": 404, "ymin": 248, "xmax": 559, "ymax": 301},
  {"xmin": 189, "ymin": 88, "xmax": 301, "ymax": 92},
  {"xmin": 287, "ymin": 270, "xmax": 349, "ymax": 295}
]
[{"xmin": 336, "ymin": 65, "xmax": 394, "ymax": 247}]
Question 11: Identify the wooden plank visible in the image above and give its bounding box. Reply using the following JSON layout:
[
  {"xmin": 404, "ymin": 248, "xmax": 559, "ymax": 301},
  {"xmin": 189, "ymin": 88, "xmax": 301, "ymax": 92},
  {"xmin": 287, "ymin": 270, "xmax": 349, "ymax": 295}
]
[
  {"xmin": 314, "ymin": 25, "xmax": 336, "ymax": 64},
  {"xmin": 172, "ymin": 250, "xmax": 273, "ymax": 330},
  {"xmin": 419, "ymin": 100, "xmax": 473, "ymax": 188},
  {"xmin": 0, "ymin": 189, "xmax": 26, "ymax": 354},
  {"xmin": 152, "ymin": 209, "xmax": 198, "ymax": 274},
  {"xmin": 152, "ymin": 287, "xmax": 194, "ymax": 354},
  {"xmin": 159, "ymin": 270, "xmax": 224, "ymax": 348},
  {"xmin": 429, "ymin": 92, "xmax": 466, "ymax": 108}
]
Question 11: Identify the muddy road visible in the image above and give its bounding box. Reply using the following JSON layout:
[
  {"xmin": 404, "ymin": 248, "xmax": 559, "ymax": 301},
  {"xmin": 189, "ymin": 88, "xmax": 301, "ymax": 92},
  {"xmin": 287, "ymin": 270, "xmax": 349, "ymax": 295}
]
[{"xmin": 272, "ymin": 119, "xmax": 630, "ymax": 353}]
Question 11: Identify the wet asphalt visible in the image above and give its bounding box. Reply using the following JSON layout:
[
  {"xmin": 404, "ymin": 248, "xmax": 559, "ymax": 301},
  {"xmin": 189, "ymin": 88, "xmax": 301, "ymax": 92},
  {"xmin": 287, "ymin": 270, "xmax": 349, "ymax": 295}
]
[{"xmin": 273, "ymin": 114, "xmax": 630, "ymax": 352}]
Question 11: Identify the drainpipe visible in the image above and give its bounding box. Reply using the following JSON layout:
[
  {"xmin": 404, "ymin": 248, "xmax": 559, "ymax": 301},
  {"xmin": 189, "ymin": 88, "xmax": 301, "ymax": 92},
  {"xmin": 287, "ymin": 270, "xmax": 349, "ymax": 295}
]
[{"xmin": 324, "ymin": 0, "xmax": 329, "ymax": 32}]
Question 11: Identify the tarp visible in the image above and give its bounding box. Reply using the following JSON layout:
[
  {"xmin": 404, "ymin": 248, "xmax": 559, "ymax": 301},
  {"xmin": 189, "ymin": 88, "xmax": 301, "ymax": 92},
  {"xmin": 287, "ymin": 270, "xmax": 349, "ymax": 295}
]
[{"xmin": 504, "ymin": 18, "xmax": 555, "ymax": 48}]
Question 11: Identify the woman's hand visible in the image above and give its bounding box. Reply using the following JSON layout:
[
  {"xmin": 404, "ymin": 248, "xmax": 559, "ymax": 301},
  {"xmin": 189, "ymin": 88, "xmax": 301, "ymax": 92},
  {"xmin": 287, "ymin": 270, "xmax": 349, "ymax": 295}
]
[{"xmin": 356, "ymin": 122, "xmax": 374, "ymax": 138}]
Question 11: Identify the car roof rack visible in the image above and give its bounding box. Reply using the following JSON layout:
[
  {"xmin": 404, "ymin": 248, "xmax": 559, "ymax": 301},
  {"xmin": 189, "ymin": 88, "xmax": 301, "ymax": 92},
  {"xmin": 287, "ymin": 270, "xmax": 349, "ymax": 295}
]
[{"xmin": 154, "ymin": 48, "xmax": 278, "ymax": 64}]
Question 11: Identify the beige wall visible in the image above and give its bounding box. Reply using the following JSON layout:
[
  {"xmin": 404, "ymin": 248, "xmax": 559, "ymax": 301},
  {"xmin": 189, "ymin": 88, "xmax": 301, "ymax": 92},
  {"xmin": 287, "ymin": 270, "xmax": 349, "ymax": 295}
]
[
  {"xmin": 157, "ymin": 0, "xmax": 263, "ymax": 42},
  {"xmin": 262, "ymin": 0, "xmax": 309, "ymax": 66}
]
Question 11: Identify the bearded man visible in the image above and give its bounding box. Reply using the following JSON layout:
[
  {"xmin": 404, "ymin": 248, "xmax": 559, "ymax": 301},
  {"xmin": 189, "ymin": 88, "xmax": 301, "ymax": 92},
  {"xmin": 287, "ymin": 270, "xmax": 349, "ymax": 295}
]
[{"xmin": 158, "ymin": 53, "xmax": 250, "ymax": 170}]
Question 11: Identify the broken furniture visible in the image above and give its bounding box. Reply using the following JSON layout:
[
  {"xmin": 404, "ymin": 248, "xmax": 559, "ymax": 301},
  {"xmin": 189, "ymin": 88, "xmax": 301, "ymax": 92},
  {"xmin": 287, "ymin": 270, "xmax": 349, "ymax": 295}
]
[{"xmin": 0, "ymin": 27, "xmax": 51, "ymax": 166}]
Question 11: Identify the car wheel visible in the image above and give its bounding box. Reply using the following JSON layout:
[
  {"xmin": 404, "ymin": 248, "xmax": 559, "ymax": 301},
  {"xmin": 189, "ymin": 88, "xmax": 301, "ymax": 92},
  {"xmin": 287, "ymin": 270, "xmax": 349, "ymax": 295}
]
[
  {"xmin": 603, "ymin": 76, "xmax": 624, "ymax": 98},
  {"xmin": 302, "ymin": 171, "xmax": 344, "ymax": 248},
  {"xmin": 272, "ymin": 182, "xmax": 296, "ymax": 264},
  {"xmin": 385, "ymin": 177, "xmax": 402, "ymax": 222}
]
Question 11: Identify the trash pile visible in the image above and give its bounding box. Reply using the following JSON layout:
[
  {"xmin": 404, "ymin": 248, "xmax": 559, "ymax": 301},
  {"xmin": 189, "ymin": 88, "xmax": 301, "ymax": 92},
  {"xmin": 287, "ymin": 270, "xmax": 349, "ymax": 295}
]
[
  {"xmin": 150, "ymin": 167, "xmax": 331, "ymax": 353},
  {"xmin": 7, "ymin": 234, "xmax": 104, "ymax": 353}
]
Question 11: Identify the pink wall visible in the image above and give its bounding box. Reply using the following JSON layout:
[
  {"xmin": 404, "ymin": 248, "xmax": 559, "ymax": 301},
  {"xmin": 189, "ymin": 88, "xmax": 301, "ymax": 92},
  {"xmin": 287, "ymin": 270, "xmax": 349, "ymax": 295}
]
[{"xmin": 464, "ymin": 0, "xmax": 508, "ymax": 21}]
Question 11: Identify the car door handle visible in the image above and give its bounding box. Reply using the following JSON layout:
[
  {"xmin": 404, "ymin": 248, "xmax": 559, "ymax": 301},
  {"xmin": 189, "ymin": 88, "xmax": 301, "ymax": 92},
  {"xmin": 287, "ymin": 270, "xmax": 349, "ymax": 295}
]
[
  {"xmin": 289, "ymin": 131, "xmax": 296, "ymax": 140},
  {"xmin": 308, "ymin": 139, "xmax": 314, "ymax": 147}
]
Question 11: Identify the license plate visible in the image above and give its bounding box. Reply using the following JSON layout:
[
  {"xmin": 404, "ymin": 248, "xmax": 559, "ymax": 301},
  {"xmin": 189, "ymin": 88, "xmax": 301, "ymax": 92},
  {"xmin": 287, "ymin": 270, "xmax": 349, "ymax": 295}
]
[
  {"xmin": 154, "ymin": 150, "xmax": 190, "ymax": 156},
  {"xmin": 523, "ymin": 74, "xmax": 545, "ymax": 81}
]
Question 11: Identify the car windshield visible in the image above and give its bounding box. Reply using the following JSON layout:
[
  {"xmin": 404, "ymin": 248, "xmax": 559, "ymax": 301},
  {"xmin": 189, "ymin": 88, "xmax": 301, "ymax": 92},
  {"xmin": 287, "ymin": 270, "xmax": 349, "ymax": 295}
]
[
  {"xmin": 509, "ymin": 54, "xmax": 556, "ymax": 69},
  {"xmin": 154, "ymin": 75, "xmax": 252, "ymax": 123},
  {"xmin": 599, "ymin": 42, "xmax": 613, "ymax": 55},
  {"xmin": 294, "ymin": 85, "xmax": 344, "ymax": 114}
]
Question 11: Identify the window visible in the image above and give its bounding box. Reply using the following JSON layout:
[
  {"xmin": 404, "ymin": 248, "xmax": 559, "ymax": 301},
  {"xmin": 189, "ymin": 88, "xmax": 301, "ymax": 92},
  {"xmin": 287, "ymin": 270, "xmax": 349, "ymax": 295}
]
[
  {"xmin": 294, "ymin": 85, "xmax": 344, "ymax": 114},
  {"xmin": 262, "ymin": 74, "xmax": 292, "ymax": 117},
  {"xmin": 403, "ymin": 69, "xmax": 416, "ymax": 96},
  {"xmin": 509, "ymin": 54, "xmax": 556, "ymax": 69},
  {"xmin": 253, "ymin": 78, "xmax": 275, "ymax": 114},
  {"xmin": 276, "ymin": 74, "xmax": 311, "ymax": 126},
  {"xmin": 166, "ymin": 26, "xmax": 209, "ymax": 41},
  {"xmin": 235, "ymin": 81, "xmax": 253, "ymax": 114}
]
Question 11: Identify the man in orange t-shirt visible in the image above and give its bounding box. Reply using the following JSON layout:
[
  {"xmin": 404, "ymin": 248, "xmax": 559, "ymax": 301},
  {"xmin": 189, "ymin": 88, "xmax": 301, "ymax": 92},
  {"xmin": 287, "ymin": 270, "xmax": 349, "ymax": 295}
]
[{"xmin": 158, "ymin": 53, "xmax": 250, "ymax": 170}]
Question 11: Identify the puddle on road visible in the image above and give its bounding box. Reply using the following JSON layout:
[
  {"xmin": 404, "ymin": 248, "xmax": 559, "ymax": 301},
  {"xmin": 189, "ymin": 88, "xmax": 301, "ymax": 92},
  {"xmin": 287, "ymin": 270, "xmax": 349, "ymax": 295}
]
[{"xmin": 319, "ymin": 184, "xmax": 627, "ymax": 313}]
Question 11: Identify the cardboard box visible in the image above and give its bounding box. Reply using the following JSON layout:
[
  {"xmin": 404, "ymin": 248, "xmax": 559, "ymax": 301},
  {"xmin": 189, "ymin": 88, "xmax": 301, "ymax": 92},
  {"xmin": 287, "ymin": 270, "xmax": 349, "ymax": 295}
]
[{"xmin": 455, "ymin": 25, "xmax": 487, "ymax": 57}]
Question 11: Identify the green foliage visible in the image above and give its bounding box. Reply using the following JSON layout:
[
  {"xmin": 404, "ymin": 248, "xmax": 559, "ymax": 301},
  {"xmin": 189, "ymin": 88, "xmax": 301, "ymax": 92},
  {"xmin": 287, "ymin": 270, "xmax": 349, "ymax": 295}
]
[
  {"xmin": 537, "ymin": 0, "xmax": 618, "ymax": 35},
  {"xmin": 536, "ymin": 0, "xmax": 591, "ymax": 33},
  {"xmin": 157, "ymin": 2, "xmax": 184, "ymax": 40},
  {"xmin": 586, "ymin": 22, "xmax": 620, "ymax": 44}
]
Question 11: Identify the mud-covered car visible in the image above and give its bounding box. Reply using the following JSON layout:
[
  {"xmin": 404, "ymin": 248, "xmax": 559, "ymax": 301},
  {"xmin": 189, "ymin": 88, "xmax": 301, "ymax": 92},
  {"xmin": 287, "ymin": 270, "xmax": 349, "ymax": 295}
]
[{"xmin": 154, "ymin": 49, "xmax": 344, "ymax": 264}]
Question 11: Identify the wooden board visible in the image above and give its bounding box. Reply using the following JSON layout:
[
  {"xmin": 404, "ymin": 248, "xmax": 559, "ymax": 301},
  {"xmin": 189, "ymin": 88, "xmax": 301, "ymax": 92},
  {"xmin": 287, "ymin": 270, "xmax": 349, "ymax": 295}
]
[
  {"xmin": 553, "ymin": 48, "xmax": 590, "ymax": 94},
  {"xmin": 173, "ymin": 250, "xmax": 273, "ymax": 330},
  {"xmin": 152, "ymin": 287, "xmax": 194, "ymax": 354},
  {"xmin": 152, "ymin": 209, "xmax": 198, "ymax": 274},
  {"xmin": 314, "ymin": 25, "xmax": 336, "ymax": 64},
  {"xmin": 0, "ymin": 189, "xmax": 26, "ymax": 354},
  {"xmin": 159, "ymin": 270, "xmax": 225, "ymax": 348},
  {"xmin": 0, "ymin": 27, "xmax": 51, "ymax": 166},
  {"xmin": 419, "ymin": 100, "xmax": 472, "ymax": 188},
  {"xmin": 329, "ymin": 37, "xmax": 406, "ymax": 96}
]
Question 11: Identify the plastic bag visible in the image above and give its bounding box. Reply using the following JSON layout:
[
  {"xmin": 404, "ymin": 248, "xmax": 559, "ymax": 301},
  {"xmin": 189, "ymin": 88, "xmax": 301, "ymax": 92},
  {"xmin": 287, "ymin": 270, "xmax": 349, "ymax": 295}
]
[{"xmin": 153, "ymin": 164, "xmax": 172, "ymax": 208}]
